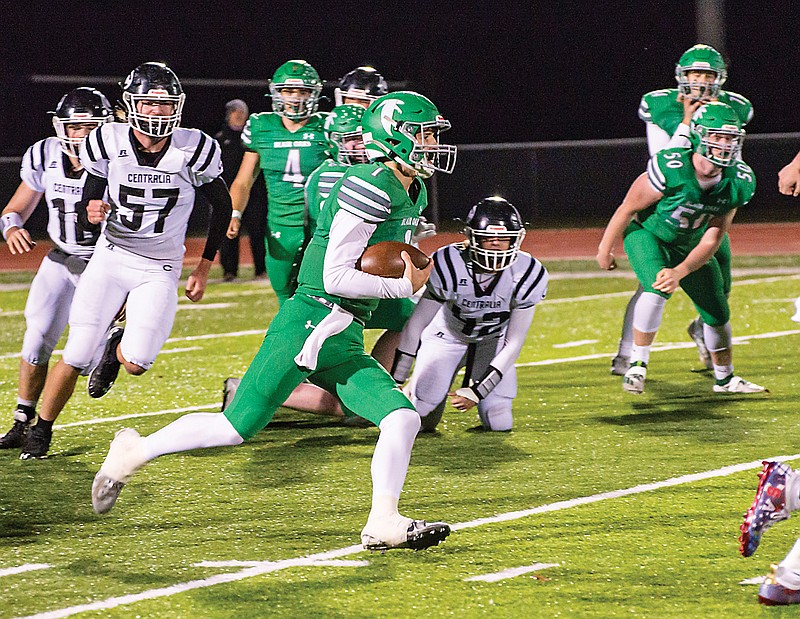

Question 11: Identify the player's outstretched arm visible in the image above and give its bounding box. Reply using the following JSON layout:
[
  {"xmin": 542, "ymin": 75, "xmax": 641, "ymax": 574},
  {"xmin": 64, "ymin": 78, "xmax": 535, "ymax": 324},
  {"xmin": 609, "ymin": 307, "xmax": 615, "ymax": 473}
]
[
  {"xmin": 1, "ymin": 182, "xmax": 42, "ymax": 254},
  {"xmin": 597, "ymin": 172, "xmax": 663, "ymax": 270}
]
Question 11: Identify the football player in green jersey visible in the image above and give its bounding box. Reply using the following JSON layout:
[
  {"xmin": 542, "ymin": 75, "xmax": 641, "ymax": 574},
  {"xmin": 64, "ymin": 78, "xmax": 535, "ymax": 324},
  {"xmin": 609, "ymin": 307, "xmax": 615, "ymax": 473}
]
[
  {"xmin": 226, "ymin": 60, "xmax": 328, "ymax": 305},
  {"xmin": 92, "ymin": 91, "xmax": 457, "ymax": 552},
  {"xmin": 597, "ymin": 102, "xmax": 766, "ymax": 395},
  {"xmin": 611, "ymin": 44, "xmax": 754, "ymax": 376}
]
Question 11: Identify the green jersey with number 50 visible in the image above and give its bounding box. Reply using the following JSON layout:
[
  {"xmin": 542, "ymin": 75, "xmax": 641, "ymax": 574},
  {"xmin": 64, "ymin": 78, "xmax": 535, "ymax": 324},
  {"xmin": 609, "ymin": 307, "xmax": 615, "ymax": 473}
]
[
  {"xmin": 642, "ymin": 147, "xmax": 756, "ymax": 248},
  {"xmin": 296, "ymin": 162, "xmax": 427, "ymax": 322},
  {"xmin": 242, "ymin": 111, "xmax": 328, "ymax": 226},
  {"xmin": 639, "ymin": 89, "xmax": 753, "ymax": 137}
]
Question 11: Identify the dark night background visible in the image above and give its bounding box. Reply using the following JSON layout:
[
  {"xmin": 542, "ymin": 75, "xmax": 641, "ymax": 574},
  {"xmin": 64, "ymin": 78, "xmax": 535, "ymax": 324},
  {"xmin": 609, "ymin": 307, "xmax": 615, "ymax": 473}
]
[{"xmin": 2, "ymin": 1, "xmax": 800, "ymax": 225}]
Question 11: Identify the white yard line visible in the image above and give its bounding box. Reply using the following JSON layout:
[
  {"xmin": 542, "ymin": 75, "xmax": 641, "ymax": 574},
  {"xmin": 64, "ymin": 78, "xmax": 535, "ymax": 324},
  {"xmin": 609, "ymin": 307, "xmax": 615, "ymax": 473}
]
[
  {"xmin": 0, "ymin": 564, "xmax": 51, "ymax": 578},
  {"xmin": 53, "ymin": 405, "xmax": 219, "ymax": 430},
  {"xmin": 465, "ymin": 563, "xmax": 560, "ymax": 582},
  {"xmin": 14, "ymin": 454, "xmax": 800, "ymax": 619}
]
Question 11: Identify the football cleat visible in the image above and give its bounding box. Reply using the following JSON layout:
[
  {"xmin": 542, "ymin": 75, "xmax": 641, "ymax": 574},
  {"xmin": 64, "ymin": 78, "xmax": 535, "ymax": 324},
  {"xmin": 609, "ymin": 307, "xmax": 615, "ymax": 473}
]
[
  {"xmin": 88, "ymin": 326, "xmax": 124, "ymax": 398},
  {"xmin": 622, "ymin": 363, "xmax": 647, "ymax": 394},
  {"xmin": 0, "ymin": 407, "xmax": 33, "ymax": 449},
  {"xmin": 221, "ymin": 377, "xmax": 241, "ymax": 412},
  {"xmin": 687, "ymin": 318, "xmax": 713, "ymax": 370},
  {"xmin": 92, "ymin": 428, "xmax": 148, "ymax": 514},
  {"xmin": 610, "ymin": 354, "xmax": 631, "ymax": 376},
  {"xmin": 740, "ymin": 461, "xmax": 794, "ymax": 557},
  {"xmin": 361, "ymin": 517, "xmax": 451, "ymax": 551},
  {"xmin": 19, "ymin": 424, "xmax": 52, "ymax": 459},
  {"xmin": 713, "ymin": 376, "xmax": 768, "ymax": 394},
  {"xmin": 758, "ymin": 565, "xmax": 800, "ymax": 605}
]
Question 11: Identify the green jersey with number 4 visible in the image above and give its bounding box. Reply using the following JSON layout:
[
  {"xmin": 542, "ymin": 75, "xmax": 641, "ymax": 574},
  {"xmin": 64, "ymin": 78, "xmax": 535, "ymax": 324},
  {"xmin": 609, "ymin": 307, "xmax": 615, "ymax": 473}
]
[
  {"xmin": 642, "ymin": 147, "xmax": 755, "ymax": 248},
  {"xmin": 296, "ymin": 162, "xmax": 427, "ymax": 322},
  {"xmin": 242, "ymin": 111, "xmax": 328, "ymax": 226},
  {"xmin": 639, "ymin": 89, "xmax": 753, "ymax": 137}
]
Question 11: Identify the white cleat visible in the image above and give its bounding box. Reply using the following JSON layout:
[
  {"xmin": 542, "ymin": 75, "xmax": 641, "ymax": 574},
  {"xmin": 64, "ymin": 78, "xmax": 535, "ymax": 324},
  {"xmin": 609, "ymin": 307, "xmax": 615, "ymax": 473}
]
[
  {"xmin": 622, "ymin": 364, "xmax": 647, "ymax": 394},
  {"xmin": 361, "ymin": 515, "xmax": 451, "ymax": 551},
  {"xmin": 687, "ymin": 318, "xmax": 713, "ymax": 370},
  {"xmin": 91, "ymin": 428, "xmax": 148, "ymax": 514},
  {"xmin": 713, "ymin": 376, "xmax": 768, "ymax": 394},
  {"xmin": 610, "ymin": 355, "xmax": 631, "ymax": 376}
]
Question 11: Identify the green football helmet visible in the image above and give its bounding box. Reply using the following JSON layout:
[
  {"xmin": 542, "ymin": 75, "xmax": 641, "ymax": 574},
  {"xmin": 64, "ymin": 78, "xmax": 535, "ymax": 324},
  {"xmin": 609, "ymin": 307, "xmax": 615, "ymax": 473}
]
[
  {"xmin": 324, "ymin": 104, "xmax": 367, "ymax": 165},
  {"xmin": 690, "ymin": 101, "xmax": 743, "ymax": 167},
  {"xmin": 675, "ymin": 44, "xmax": 727, "ymax": 101},
  {"xmin": 268, "ymin": 60, "xmax": 322, "ymax": 120},
  {"xmin": 361, "ymin": 91, "xmax": 456, "ymax": 178}
]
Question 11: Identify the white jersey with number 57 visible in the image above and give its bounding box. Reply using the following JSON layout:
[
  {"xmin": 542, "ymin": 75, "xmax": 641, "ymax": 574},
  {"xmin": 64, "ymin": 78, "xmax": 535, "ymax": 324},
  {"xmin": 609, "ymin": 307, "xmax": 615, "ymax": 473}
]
[
  {"xmin": 80, "ymin": 122, "xmax": 222, "ymax": 260},
  {"xmin": 21, "ymin": 137, "xmax": 99, "ymax": 259}
]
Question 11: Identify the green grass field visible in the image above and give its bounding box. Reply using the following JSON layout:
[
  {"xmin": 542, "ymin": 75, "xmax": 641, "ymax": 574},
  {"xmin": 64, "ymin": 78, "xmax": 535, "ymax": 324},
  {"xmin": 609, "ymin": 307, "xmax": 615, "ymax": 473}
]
[{"xmin": 2, "ymin": 257, "xmax": 800, "ymax": 618}]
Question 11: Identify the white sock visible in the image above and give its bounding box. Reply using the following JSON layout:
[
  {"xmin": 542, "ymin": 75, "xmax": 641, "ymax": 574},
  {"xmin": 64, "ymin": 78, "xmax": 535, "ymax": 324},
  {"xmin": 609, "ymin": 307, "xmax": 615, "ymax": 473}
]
[
  {"xmin": 787, "ymin": 467, "xmax": 800, "ymax": 513},
  {"xmin": 142, "ymin": 413, "xmax": 243, "ymax": 460},
  {"xmin": 630, "ymin": 344, "xmax": 651, "ymax": 366},
  {"xmin": 368, "ymin": 408, "xmax": 420, "ymax": 520},
  {"xmin": 16, "ymin": 398, "xmax": 36, "ymax": 408},
  {"xmin": 713, "ymin": 364, "xmax": 734, "ymax": 382}
]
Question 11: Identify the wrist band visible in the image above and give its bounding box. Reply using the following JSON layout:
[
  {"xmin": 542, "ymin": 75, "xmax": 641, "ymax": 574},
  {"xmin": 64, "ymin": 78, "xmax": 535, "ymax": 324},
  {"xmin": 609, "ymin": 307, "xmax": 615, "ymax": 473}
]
[
  {"xmin": 231, "ymin": 210, "xmax": 242, "ymax": 220},
  {"xmin": 1, "ymin": 212, "xmax": 24, "ymax": 240}
]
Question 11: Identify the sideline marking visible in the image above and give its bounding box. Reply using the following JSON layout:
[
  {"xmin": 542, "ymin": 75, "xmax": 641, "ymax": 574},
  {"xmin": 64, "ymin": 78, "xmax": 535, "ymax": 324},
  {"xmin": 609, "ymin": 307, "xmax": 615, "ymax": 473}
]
[
  {"xmin": 15, "ymin": 454, "xmax": 800, "ymax": 619},
  {"xmin": 465, "ymin": 563, "xmax": 560, "ymax": 582},
  {"xmin": 0, "ymin": 564, "xmax": 51, "ymax": 578}
]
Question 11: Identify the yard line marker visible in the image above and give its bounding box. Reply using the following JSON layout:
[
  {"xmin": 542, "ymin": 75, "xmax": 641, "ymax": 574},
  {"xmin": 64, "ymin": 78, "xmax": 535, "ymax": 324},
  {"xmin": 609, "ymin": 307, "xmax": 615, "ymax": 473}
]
[
  {"xmin": 194, "ymin": 559, "xmax": 368, "ymax": 568},
  {"xmin": 15, "ymin": 454, "xmax": 800, "ymax": 619},
  {"xmin": 53, "ymin": 405, "xmax": 219, "ymax": 430},
  {"xmin": 465, "ymin": 563, "xmax": 560, "ymax": 582},
  {"xmin": 0, "ymin": 564, "xmax": 51, "ymax": 578},
  {"xmin": 552, "ymin": 339, "xmax": 598, "ymax": 348}
]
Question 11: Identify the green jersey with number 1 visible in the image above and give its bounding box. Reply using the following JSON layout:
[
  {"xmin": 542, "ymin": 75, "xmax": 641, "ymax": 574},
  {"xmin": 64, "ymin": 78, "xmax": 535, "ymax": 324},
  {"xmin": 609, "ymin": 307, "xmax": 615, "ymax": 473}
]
[
  {"xmin": 639, "ymin": 89, "xmax": 753, "ymax": 137},
  {"xmin": 642, "ymin": 147, "xmax": 756, "ymax": 248},
  {"xmin": 242, "ymin": 111, "xmax": 328, "ymax": 226},
  {"xmin": 296, "ymin": 162, "xmax": 427, "ymax": 323}
]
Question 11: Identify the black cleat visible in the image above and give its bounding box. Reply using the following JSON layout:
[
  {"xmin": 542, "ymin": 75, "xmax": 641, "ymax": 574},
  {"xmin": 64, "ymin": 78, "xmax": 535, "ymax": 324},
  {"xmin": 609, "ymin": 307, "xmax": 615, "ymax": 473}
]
[
  {"xmin": 88, "ymin": 326, "xmax": 124, "ymax": 399},
  {"xmin": 0, "ymin": 407, "xmax": 34, "ymax": 449},
  {"xmin": 20, "ymin": 424, "xmax": 52, "ymax": 459},
  {"xmin": 362, "ymin": 519, "xmax": 451, "ymax": 551}
]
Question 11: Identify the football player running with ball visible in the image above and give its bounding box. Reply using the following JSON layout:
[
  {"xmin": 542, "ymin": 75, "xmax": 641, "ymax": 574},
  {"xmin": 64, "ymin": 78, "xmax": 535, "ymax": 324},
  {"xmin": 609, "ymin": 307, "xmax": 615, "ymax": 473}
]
[
  {"xmin": 391, "ymin": 197, "xmax": 548, "ymax": 432},
  {"xmin": 92, "ymin": 91, "xmax": 457, "ymax": 553},
  {"xmin": 20, "ymin": 62, "xmax": 231, "ymax": 458},
  {"xmin": 596, "ymin": 101, "xmax": 765, "ymax": 396},
  {"xmin": 610, "ymin": 44, "xmax": 753, "ymax": 376},
  {"xmin": 0, "ymin": 87, "xmax": 113, "ymax": 454},
  {"xmin": 226, "ymin": 60, "xmax": 328, "ymax": 305}
]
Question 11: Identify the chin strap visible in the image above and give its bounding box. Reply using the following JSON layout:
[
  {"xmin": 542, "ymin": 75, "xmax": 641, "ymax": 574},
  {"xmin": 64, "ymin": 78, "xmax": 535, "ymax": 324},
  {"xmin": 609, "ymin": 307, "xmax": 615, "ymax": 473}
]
[{"xmin": 455, "ymin": 365, "xmax": 503, "ymax": 402}]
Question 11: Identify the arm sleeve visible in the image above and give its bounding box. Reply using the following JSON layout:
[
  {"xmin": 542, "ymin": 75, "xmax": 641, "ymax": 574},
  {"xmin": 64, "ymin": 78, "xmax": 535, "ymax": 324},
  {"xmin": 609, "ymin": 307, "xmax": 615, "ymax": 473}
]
[
  {"xmin": 195, "ymin": 177, "xmax": 233, "ymax": 260},
  {"xmin": 645, "ymin": 122, "xmax": 672, "ymax": 156},
  {"xmin": 323, "ymin": 209, "xmax": 413, "ymax": 299},
  {"xmin": 397, "ymin": 295, "xmax": 442, "ymax": 355},
  {"xmin": 75, "ymin": 172, "xmax": 109, "ymax": 231},
  {"xmin": 488, "ymin": 306, "xmax": 537, "ymax": 377},
  {"xmin": 665, "ymin": 123, "xmax": 691, "ymax": 151}
]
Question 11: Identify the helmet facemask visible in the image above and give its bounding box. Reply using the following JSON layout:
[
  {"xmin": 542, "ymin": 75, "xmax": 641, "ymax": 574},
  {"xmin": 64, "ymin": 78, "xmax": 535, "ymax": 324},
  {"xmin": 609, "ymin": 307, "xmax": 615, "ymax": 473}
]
[
  {"xmin": 676, "ymin": 67, "xmax": 725, "ymax": 102},
  {"xmin": 330, "ymin": 128, "xmax": 368, "ymax": 165},
  {"xmin": 123, "ymin": 90, "xmax": 185, "ymax": 138},
  {"xmin": 398, "ymin": 119, "xmax": 457, "ymax": 178},
  {"xmin": 695, "ymin": 126, "xmax": 743, "ymax": 167},
  {"xmin": 52, "ymin": 116, "xmax": 109, "ymax": 157},
  {"xmin": 270, "ymin": 82, "xmax": 321, "ymax": 120},
  {"xmin": 466, "ymin": 226, "xmax": 526, "ymax": 272}
]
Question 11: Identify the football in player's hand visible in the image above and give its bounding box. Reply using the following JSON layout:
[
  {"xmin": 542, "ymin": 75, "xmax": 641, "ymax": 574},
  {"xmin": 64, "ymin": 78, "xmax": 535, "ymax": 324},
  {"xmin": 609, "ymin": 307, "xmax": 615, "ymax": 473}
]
[{"xmin": 356, "ymin": 241, "xmax": 430, "ymax": 278}]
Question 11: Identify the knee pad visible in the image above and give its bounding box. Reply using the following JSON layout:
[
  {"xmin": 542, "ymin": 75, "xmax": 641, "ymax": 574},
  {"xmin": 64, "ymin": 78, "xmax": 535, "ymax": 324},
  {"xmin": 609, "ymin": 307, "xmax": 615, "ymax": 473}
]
[
  {"xmin": 703, "ymin": 321, "xmax": 732, "ymax": 352},
  {"xmin": 632, "ymin": 292, "xmax": 667, "ymax": 334}
]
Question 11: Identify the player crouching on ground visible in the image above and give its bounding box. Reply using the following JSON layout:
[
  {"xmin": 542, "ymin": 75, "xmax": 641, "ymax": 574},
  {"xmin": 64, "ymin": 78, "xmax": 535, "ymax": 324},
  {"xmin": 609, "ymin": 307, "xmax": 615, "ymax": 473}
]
[
  {"xmin": 391, "ymin": 197, "xmax": 548, "ymax": 432},
  {"xmin": 596, "ymin": 101, "xmax": 765, "ymax": 396},
  {"xmin": 92, "ymin": 91, "xmax": 456, "ymax": 552}
]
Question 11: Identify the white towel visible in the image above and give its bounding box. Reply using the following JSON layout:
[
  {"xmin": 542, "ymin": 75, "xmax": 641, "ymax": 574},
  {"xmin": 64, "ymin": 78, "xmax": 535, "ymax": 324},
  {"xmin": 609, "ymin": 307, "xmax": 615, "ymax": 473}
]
[{"xmin": 294, "ymin": 304, "xmax": 354, "ymax": 371}]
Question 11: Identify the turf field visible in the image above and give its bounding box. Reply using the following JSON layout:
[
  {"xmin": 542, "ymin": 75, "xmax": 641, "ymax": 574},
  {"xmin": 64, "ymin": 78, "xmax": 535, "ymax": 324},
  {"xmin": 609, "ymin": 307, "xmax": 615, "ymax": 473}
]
[{"xmin": 2, "ymin": 256, "xmax": 800, "ymax": 618}]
